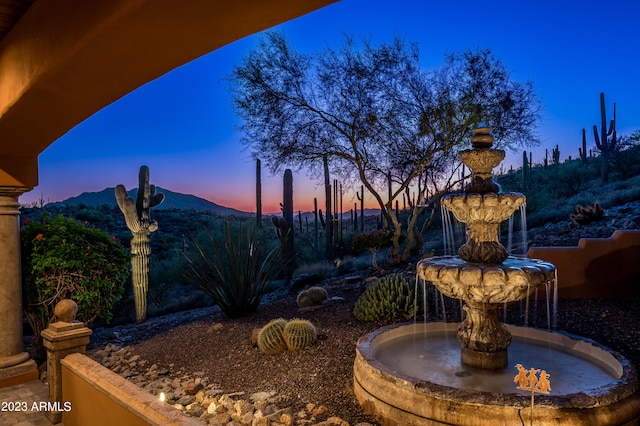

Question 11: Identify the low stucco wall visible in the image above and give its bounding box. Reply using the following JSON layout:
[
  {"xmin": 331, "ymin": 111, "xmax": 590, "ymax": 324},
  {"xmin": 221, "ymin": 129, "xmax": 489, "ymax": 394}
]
[
  {"xmin": 527, "ymin": 230, "xmax": 640, "ymax": 299},
  {"xmin": 60, "ymin": 353, "xmax": 200, "ymax": 426}
]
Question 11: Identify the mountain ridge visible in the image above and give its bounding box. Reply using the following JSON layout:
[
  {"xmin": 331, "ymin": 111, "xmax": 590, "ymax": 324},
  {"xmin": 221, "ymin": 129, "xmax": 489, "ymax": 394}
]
[{"xmin": 47, "ymin": 187, "xmax": 252, "ymax": 216}]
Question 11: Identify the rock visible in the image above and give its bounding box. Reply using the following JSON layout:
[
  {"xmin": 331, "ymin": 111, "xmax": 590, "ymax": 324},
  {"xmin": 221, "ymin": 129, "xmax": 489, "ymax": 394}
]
[
  {"xmin": 208, "ymin": 323, "xmax": 224, "ymax": 333},
  {"xmin": 185, "ymin": 403, "xmax": 204, "ymax": 417},
  {"xmin": 326, "ymin": 417, "xmax": 349, "ymax": 426},
  {"xmin": 210, "ymin": 412, "xmax": 232, "ymax": 424},
  {"xmin": 279, "ymin": 413, "xmax": 293, "ymax": 426},
  {"xmin": 184, "ymin": 382, "xmax": 204, "ymax": 395},
  {"xmin": 251, "ymin": 328, "xmax": 261, "ymax": 346},
  {"xmin": 250, "ymin": 391, "xmax": 276, "ymax": 402},
  {"xmin": 252, "ymin": 416, "xmax": 269, "ymax": 426},
  {"xmin": 234, "ymin": 399, "xmax": 254, "ymax": 416},
  {"xmin": 207, "ymin": 401, "xmax": 225, "ymax": 415},
  {"xmin": 341, "ymin": 275, "xmax": 363, "ymax": 284},
  {"xmin": 311, "ymin": 405, "xmax": 328, "ymax": 417},
  {"xmin": 290, "ymin": 273, "xmax": 323, "ymax": 292},
  {"xmin": 175, "ymin": 395, "xmax": 194, "ymax": 406}
]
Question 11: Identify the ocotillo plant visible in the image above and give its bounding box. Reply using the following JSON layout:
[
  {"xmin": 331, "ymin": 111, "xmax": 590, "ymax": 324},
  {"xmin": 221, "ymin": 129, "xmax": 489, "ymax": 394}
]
[
  {"xmin": 115, "ymin": 165, "xmax": 164, "ymax": 323},
  {"xmin": 593, "ymin": 92, "xmax": 618, "ymax": 182}
]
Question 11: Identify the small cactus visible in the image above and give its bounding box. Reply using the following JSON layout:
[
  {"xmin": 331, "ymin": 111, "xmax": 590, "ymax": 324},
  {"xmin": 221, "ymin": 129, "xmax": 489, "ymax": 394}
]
[
  {"xmin": 354, "ymin": 273, "xmax": 415, "ymax": 322},
  {"xmin": 570, "ymin": 202, "xmax": 604, "ymax": 226},
  {"xmin": 257, "ymin": 318, "xmax": 288, "ymax": 355},
  {"xmin": 283, "ymin": 319, "xmax": 317, "ymax": 351},
  {"xmin": 296, "ymin": 286, "xmax": 328, "ymax": 308}
]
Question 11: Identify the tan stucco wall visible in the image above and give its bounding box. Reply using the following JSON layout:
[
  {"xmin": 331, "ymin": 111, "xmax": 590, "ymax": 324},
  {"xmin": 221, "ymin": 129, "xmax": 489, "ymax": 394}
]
[
  {"xmin": 0, "ymin": 0, "xmax": 337, "ymax": 188},
  {"xmin": 61, "ymin": 353, "xmax": 201, "ymax": 426},
  {"xmin": 528, "ymin": 230, "xmax": 640, "ymax": 299}
]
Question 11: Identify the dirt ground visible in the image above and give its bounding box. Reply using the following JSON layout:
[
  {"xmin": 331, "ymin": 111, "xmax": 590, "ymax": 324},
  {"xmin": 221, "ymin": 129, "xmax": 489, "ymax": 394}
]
[{"xmin": 83, "ymin": 274, "xmax": 640, "ymax": 425}]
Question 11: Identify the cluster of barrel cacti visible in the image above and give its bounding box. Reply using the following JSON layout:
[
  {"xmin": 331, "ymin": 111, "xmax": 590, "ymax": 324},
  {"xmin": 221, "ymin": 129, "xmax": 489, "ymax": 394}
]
[
  {"xmin": 353, "ymin": 273, "xmax": 415, "ymax": 322},
  {"xmin": 570, "ymin": 202, "xmax": 605, "ymax": 226},
  {"xmin": 296, "ymin": 286, "xmax": 328, "ymax": 308},
  {"xmin": 257, "ymin": 318, "xmax": 317, "ymax": 354}
]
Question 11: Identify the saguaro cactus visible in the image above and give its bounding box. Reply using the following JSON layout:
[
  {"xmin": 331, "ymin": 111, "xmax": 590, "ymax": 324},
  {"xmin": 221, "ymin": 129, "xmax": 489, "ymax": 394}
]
[
  {"xmin": 115, "ymin": 165, "xmax": 164, "ymax": 323},
  {"xmin": 282, "ymin": 169, "xmax": 295, "ymax": 285},
  {"xmin": 256, "ymin": 158, "xmax": 262, "ymax": 228},
  {"xmin": 580, "ymin": 129, "xmax": 588, "ymax": 165},
  {"xmin": 593, "ymin": 92, "xmax": 618, "ymax": 183},
  {"xmin": 356, "ymin": 185, "xmax": 364, "ymax": 232}
]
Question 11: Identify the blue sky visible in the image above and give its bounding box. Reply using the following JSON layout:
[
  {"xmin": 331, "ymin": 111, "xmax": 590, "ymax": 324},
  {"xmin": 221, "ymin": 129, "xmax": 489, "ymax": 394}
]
[{"xmin": 22, "ymin": 0, "xmax": 640, "ymax": 212}]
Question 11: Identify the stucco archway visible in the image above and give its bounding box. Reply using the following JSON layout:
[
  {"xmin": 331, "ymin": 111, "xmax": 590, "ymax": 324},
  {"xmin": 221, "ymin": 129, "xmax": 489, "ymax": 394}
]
[{"xmin": 0, "ymin": 0, "xmax": 336, "ymax": 385}]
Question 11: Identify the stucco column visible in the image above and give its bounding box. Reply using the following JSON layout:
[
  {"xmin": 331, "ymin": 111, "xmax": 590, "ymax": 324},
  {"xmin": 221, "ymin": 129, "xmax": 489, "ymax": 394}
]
[{"xmin": 0, "ymin": 187, "xmax": 37, "ymax": 386}]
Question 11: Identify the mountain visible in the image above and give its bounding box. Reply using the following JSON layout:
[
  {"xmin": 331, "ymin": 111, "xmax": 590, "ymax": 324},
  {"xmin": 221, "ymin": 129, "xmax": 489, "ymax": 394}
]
[{"xmin": 48, "ymin": 187, "xmax": 251, "ymax": 216}]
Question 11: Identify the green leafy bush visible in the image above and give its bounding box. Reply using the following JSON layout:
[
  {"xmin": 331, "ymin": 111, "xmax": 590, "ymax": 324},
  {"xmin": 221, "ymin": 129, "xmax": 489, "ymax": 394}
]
[
  {"xmin": 183, "ymin": 221, "xmax": 285, "ymax": 318},
  {"xmin": 21, "ymin": 214, "xmax": 129, "ymax": 342},
  {"xmin": 354, "ymin": 273, "xmax": 415, "ymax": 322}
]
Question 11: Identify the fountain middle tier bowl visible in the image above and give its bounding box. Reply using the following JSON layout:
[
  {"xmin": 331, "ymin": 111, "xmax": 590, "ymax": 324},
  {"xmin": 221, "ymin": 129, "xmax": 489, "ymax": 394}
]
[
  {"xmin": 354, "ymin": 322, "xmax": 640, "ymax": 426},
  {"xmin": 442, "ymin": 192, "xmax": 525, "ymax": 224},
  {"xmin": 417, "ymin": 256, "xmax": 556, "ymax": 305}
]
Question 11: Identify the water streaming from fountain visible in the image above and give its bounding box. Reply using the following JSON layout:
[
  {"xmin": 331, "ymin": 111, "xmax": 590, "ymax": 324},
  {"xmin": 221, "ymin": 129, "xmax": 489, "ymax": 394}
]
[{"xmin": 354, "ymin": 125, "xmax": 640, "ymax": 425}]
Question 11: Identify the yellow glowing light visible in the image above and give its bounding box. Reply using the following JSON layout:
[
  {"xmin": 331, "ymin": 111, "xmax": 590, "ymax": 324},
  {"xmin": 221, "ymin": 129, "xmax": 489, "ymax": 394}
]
[{"xmin": 159, "ymin": 392, "xmax": 165, "ymax": 402}]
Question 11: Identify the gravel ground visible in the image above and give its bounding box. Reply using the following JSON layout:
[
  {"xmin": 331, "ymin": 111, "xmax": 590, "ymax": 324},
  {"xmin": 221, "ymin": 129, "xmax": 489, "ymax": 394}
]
[{"xmin": 83, "ymin": 270, "xmax": 640, "ymax": 425}]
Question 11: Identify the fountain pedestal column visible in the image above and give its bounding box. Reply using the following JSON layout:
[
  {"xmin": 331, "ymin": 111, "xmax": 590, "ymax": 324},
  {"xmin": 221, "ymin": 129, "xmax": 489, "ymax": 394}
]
[{"xmin": 458, "ymin": 303, "xmax": 511, "ymax": 370}]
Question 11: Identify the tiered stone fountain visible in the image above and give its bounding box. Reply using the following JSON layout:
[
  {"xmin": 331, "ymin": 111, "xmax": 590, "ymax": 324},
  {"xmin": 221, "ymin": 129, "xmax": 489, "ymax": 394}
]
[{"xmin": 353, "ymin": 126, "xmax": 640, "ymax": 425}]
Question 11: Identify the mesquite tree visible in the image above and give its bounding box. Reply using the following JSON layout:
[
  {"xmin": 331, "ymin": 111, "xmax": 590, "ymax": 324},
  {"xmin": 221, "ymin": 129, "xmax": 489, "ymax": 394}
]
[
  {"xmin": 230, "ymin": 32, "xmax": 540, "ymax": 263},
  {"xmin": 115, "ymin": 165, "xmax": 164, "ymax": 323}
]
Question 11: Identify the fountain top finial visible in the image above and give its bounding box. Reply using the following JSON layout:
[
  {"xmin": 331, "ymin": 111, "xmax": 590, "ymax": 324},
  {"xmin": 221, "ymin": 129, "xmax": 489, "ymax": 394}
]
[{"xmin": 470, "ymin": 124, "xmax": 494, "ymax": 149}]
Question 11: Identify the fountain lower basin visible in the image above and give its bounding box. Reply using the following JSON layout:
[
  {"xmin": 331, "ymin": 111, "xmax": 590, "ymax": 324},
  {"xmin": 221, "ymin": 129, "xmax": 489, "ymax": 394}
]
[{"xmin": 354, "ymin": 322, "xmax": 640, "ymax": 425}]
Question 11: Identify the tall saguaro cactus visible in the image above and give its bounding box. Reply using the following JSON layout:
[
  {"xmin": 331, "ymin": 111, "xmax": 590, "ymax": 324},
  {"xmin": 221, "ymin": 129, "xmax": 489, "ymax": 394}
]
[
  {"xmin": 593, "ymin": 92, "xmax": 618, "ymax": 183},
  {"xmin": 282, "ymin": 169, "xmax": 295, "ymax": 285},
  {"xmin": 256, "ymin": 158, "xmax": 262, "ymax": 228},
  {"xmin": 115, "ymin": 165, "xmax": 164, "ymax": 323}
]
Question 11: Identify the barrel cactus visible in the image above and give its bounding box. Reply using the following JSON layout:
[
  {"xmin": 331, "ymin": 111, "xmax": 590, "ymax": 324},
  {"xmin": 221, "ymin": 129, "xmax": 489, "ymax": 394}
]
[
  {"xmin": 283, "ymin": 319, "xmax": 317, "ymax": 351},
  {"xmin": 257, "ymin": 318, "xmax": 288, "ymax": 355},
  {"xmin": 296, "ymin": 286, "xmax": 328, "ymax": 308},
  {"xmin": 353, "ymin": 273, "xmax": 415, "ymax": 322}
]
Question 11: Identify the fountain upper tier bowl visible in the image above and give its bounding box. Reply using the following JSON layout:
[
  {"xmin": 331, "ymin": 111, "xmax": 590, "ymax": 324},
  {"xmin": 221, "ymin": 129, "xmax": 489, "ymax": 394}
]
[
  {"xmin": 441, "ymin": 192, "xmax": 525, "ymax": 225},
  {"xmin": 418, "ymin": 256, "xmax": 555, "ymax": 305}
]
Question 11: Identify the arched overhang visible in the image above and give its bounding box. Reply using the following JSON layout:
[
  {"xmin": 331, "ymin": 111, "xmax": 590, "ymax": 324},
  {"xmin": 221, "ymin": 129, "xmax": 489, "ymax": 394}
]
[{"xmin": 0, "ymin": 0, "xmax": 337, "ymax": 189}]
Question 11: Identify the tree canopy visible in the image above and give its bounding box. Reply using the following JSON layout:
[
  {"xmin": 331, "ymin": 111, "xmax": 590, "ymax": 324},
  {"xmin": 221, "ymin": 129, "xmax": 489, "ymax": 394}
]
[{"xmin": 229, "ymin": 31, "xmax": 541, "ymax": 262}]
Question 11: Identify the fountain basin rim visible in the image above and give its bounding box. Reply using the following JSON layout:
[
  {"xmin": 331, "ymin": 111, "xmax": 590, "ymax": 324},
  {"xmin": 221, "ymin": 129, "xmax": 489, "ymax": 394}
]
[{"xmin": 356, "ymin": 321, "xmax": 639, "ymax": 408}]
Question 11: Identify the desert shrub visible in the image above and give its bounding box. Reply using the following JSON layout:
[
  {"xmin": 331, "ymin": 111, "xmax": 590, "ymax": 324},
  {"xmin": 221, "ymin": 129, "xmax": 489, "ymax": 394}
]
[
  {"xmin": 21, "ymin": 214, "xmax": 129, "ymax": 344},
  {"xmin": 183, "ymin": 221, "xmax": 285, "ymax": 318},
  {"xmin": 293, "ymin": 261, "xmax": 338, "ymax": 278},
  {"xmin": 352, "ymin": 229, "xmax": 392, "ymax": 267},
  {"xmin": 354, "ymin": 273, "xmax": 415, "ymax": 322}
]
